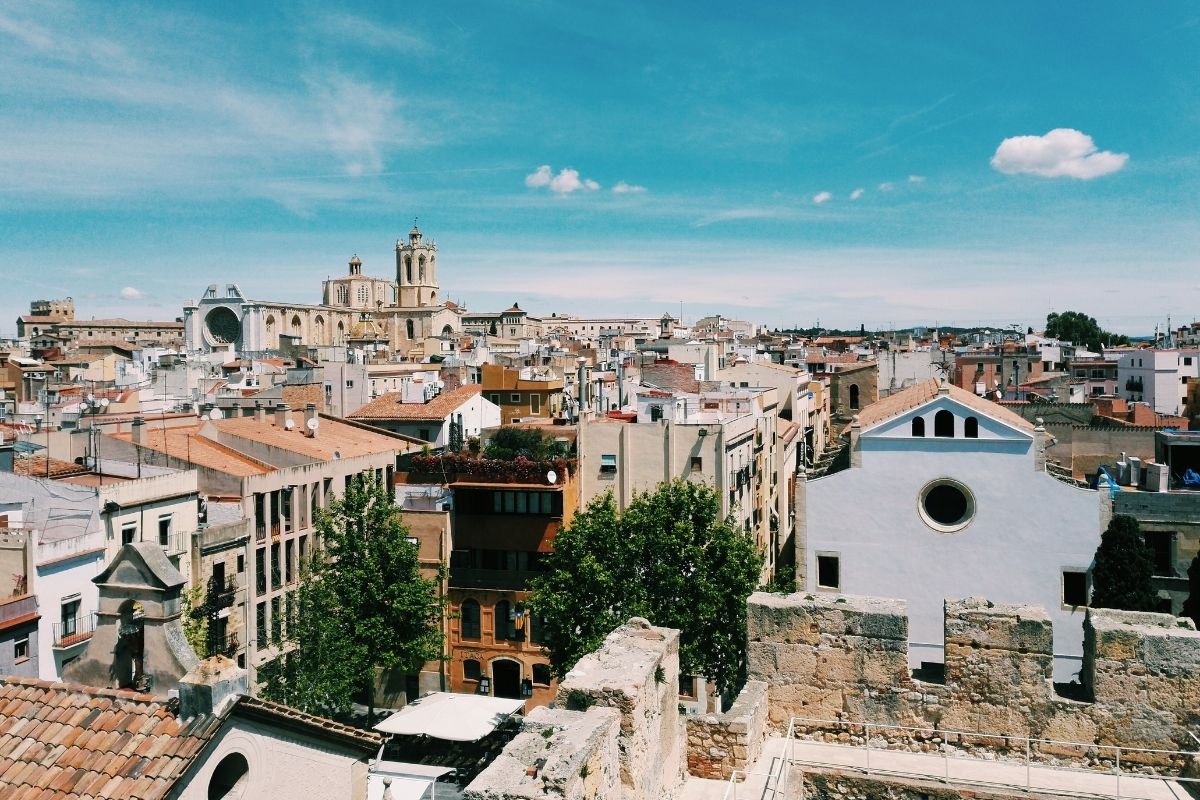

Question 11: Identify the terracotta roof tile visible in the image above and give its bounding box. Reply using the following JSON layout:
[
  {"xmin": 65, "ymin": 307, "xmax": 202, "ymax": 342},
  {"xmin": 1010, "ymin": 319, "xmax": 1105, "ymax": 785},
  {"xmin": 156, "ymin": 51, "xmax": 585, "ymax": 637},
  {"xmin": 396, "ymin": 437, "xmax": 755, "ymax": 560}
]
[
  {"xmin": 211, "ymin": 413, "xmax": 421, "ymax": 461},
  {"xmin": 0, "ymin": 678, "xmax": 220, "ymax": 800},
  {"xmin": 107, "ymin": 425, "xmax": 272, "ymax": 477},
  {"xmin": 854, "ymin": 378, "xmax": 1035, "ymax": 433},
  {"xmin": 349, "ymin": 384, "xmax": 482, "ymax": 421}
]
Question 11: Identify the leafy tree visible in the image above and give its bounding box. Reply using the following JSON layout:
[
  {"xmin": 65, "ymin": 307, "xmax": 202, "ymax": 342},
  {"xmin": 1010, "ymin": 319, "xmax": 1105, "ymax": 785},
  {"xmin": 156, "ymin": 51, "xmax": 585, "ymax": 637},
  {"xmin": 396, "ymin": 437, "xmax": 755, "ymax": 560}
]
[
  {"xmin": 1182, "ymin": 553, "xmax": 1200, "ymax": 628},
  {"xmin": 1091, "ymin": 515, "xmax": 1158, "ymax": 612},
  {"xmin": 484, "ymin": 427, "xmax": 568, "ymax": 460},
  {"xmin": 529, "ymin": 480, "xmax": 762, "ymax": 696},
  {"xmin": 259, "ymin": 474, "xmax": 444, "ymax": 723},
  {"xmin": 1044, "ymin": 311, "xmax": 1129, "ymax": 352}
]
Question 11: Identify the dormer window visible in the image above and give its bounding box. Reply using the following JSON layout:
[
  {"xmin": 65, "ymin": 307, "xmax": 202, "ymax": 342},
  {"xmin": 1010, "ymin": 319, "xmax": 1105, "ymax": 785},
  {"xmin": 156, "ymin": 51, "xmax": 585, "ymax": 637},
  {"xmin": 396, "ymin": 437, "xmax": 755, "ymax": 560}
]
[{"xmin": 911, "ymin": 417, "xmax": 925, "ymax": 437}]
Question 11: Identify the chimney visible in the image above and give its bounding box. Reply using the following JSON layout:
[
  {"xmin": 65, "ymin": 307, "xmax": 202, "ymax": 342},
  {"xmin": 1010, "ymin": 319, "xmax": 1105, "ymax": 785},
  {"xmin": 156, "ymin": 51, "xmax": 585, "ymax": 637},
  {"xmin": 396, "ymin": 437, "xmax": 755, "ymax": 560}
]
[
  {"xmin": 254, "ymin": 401, "xmax": 266, "ymax": 424},
  {"xmin": 849, "ymin": 415, "xmax": 862, "ymax": 468},
  {"xmin": 178, "ymin": 656, "xmax": 248, "ymax": 720},
  {"xmin": 131, "ymin": 416, "xmax": 145, "ymax": 445},
  {"xmin": 274, "ymin": 403, "xmax": 292, "ymax": 429},
  {"xmin": 305, "ymin": 403, "xmax": 318, "ymax": 438}
]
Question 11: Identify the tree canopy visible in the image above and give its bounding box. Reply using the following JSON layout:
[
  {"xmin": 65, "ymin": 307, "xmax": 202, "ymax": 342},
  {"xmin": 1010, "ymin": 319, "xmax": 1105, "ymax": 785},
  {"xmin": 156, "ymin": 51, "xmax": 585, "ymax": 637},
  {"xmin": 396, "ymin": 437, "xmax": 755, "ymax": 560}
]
[
  {"xmin": 258, "ymin": 474, "xmax": 444, "ymax": 722},
  {"xmin": 529, "ymin": 480, "xmax": 762, "ymax": 696},
  {"xmin": 484, "ymin": 427, "xmax": 570, "ymax": 460},
  {"xmin": 1091, "ymin": 514, "xmax": 1158, "ymax": 612},
  {"xmin": 1044, "ymin": 311, "xmax": 1129, "ymax": 352}
]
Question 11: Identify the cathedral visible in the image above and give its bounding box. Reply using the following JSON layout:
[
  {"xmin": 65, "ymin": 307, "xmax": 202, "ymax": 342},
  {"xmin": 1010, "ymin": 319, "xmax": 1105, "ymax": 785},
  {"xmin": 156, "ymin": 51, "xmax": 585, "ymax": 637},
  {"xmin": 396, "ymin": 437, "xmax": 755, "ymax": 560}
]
[{"xmin": 184, "ymin": 225, "xmax": 463, "ymax": 359}]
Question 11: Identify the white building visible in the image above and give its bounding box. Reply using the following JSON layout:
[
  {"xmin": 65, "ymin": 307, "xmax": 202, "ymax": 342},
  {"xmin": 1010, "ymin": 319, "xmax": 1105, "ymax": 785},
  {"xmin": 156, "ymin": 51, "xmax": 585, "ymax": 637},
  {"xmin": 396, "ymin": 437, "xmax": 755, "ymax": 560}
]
[
  {"xmin": 1117, "ymin": 349, "xmax": 1198, "ymax": 416},
  {"xmin": 348, "ymin": 384, "xmax": 501, "ymax": 446},
  {"xmin": 801, "ymin": 379, "xmax": 1105, "ymax": 682}
]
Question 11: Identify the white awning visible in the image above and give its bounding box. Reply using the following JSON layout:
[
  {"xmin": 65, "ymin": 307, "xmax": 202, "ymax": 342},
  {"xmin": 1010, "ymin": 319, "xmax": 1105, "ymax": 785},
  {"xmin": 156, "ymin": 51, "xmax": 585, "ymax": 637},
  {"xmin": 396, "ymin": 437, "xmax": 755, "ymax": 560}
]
[{"xmin": 374, "ymin": 692, "xmax": 525, "ymax": 741}]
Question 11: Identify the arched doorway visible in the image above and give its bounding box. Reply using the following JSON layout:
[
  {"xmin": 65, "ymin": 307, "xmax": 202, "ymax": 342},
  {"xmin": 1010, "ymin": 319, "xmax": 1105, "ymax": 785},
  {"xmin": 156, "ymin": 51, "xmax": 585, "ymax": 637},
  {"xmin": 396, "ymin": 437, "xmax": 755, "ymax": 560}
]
[{"xmin": 492, "ymin": 659, "xmax": 522, "ymax": 699}]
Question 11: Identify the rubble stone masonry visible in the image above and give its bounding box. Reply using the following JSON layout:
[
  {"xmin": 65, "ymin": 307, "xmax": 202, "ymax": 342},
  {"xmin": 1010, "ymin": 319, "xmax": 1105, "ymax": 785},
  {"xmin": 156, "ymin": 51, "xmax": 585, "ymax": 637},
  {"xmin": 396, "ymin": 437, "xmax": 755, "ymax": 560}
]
[{"xmin": 748, "ymin": 591, "xmax": 1200, "ymax": 770}]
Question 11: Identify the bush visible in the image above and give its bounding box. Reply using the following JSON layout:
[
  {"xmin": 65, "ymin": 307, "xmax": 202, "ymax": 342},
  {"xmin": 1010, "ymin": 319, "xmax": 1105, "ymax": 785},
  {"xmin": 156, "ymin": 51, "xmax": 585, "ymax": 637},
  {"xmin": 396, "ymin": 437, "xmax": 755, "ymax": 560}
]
[{"xmin": 1091, "ymin": 515, "xmax": 1158, "ymax": 612}]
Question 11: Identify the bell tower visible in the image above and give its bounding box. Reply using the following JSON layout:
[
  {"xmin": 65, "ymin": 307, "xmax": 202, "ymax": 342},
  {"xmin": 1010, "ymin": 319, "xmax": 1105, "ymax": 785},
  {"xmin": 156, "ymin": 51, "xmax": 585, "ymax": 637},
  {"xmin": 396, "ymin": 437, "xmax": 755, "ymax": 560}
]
[{"xmin": 395, "ymin": 222, "xmax": 439, "ymax": 308}]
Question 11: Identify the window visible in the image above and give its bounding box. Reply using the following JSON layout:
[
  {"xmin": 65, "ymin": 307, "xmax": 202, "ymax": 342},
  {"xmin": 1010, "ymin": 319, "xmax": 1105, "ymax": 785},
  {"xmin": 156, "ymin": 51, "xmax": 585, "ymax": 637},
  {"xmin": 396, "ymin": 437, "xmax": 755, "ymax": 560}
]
[
  {"xmin": 208, "ymin": 751, "xmax": 249, "ymax": 800},
  {"xmin": 533, "ymin": 663, "xmax": 551, "ymax": 686},
  {"xmin": 650, "ymin": 405, "xmax": 663, "ymax": 422},
  {"xmin": 816, "ymin": 554, "xmax": 840, "ymax": 589},
  {"xmin": 237, "ymin": 554, "xmax": 244, "ymax": 573},
  {"xmin": 690, "ymin": 456, "xmax": 703, "ymax": 473},
  {"xmin": 14, "ymin": 638, "xmax": 28, "ymax": 663},
  {"xmin": 934, "ymin": 409, "xmax": 954, "ymax": 438},
  {"xmin": 419, "ymin": 428, "xmax": 431, "ymax": 442},
  {"xmin": 849, "ymin": 384, "xmax": 860, "ymax": 410},
  {"xmin": 488, "ymin": 393, "xmax": 500, "ymax": 405},
  {"xmin": 911, "ymin": 417, "xmax": 925, "ymax": 437},
  {"xmin": 529, "ymin": 612, "xmax": 544, "ymax": 644},
  {"xmin": 255, "ymin": 548, "xmax": 266, "ymax": 595},
  {"xmin": 461, "ymin": 599, "xmax": 481, "ymax": 639},
  {"xmin": 61, "ymin": 597, "xmax": 81, "ymax": 636},
  {"xmin": 158, "ymin": 515, "xmax": 172, "ymax": 546},
  {"xmin": 464, "ymin": 659, "xmax": 482, "ymax": 681},
  {"xmin": 1144, "ymin": 531, "xmax": 1175, "ymax": 577},
  {"xmin": 919, "ymin": 480, "xmax": 975, "ymax": 532},
  {"xmin": 121, "ymin": 523, "xmax": 137, "ymax": 545},
  {"xmin": 530, "ymin": 394, "xmax": 540, "ymax": 414},
  {"xmin": 256, "ymin": 602, "xmax": 266, "ymax": 645},
  {"xmin": 271, "ymin": 597, "xmax": 282, "ymax": 640},
  {"xmin": 1185, "ymin": 357, "xmax": 1193, "ymax": 366},
  {"xmin": 1063, "ymin": 570, "xmax": 1089, "ymax": 607},
  {"xmin": 285, "ymin": 540, "xmax": 294, "ymax": 583},
  {"xmin": 964, "ymin": 416, "xmax": 979, "ymax": 439},
  {"xmin": 600, "ymin": 454, "xmax": 617, "ymax": 474},
  {"xmin": 495, "ymin": 600, "xmax": 520, "ymax": 641},
  {"xmin": 510, "ymin": 393, "xmax": 521, "ymax": 403},
  {"xmin": 678, "ymin": 674, "xmax": 696, "ymax": 698}
]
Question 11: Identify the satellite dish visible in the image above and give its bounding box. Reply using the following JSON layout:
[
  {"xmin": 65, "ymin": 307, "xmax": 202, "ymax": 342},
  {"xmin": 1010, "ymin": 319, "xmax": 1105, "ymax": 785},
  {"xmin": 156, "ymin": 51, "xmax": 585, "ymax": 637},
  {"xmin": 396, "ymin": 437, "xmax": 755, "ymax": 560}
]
[
  {"xmin": 306, "ymin": 418, "xmax": 319, "ymax": 431},
  {"xmin": 209, "ymin": 407, "xmax": 224, "ymax": 420},
  {"xmin": 546, "ymin": 470, "xmax": 557, "ymax": 485},
  {"xmin": 200, "ymin": 414, "xmax": 209, "ymax": 422},
  {"xmin": 284, "ymin": 418, "xmax": 295, "ymax": 430}
]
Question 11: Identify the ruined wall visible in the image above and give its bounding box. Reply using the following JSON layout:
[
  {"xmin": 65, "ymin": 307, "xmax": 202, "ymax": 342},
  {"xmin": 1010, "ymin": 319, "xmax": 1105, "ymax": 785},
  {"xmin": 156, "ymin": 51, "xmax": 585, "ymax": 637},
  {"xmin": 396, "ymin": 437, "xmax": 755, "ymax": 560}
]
[
  {"xmin": 465, "ymin": 618, "xmax": 686, "ymax": 800},
  {"xmin": 685, "ymin": 680, "xmax": 769, "ymax": 780},
  {"xmin": 747, "ymin": 591, "xmax": 1200, "ymax": 763},
  {"xmin": 799, "ymin": 768, "xmax": 1053, "ymax": 800}
]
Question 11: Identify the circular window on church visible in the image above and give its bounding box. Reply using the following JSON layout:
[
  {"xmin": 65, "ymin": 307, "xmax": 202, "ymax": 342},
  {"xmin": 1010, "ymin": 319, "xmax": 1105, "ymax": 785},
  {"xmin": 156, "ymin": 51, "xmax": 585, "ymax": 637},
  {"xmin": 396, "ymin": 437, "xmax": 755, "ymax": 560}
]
[
  {"xmin": 918, "ymin": 479, "xmax": 975, "ymax": 533},
  {"xmin": 204, "ymin": 307, "xmax": 241, "ymax": 346}
]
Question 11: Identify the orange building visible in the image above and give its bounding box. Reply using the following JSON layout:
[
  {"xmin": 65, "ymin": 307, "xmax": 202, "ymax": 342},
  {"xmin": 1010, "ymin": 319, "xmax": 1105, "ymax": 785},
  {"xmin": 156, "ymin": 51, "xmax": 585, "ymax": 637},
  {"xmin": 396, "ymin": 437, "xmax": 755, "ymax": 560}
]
[{"xmin": 480, "ymin": 364, "xmax": 564, "ymax": 424}]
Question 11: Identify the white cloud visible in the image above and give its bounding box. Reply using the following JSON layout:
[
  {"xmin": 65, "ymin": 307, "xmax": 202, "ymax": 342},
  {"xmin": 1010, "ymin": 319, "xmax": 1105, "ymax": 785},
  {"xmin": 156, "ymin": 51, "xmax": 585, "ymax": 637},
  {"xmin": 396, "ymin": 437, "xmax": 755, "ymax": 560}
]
[
  {"xmin": 119, "ymin": 286, "xmax": 144, "ymax": 300},
  {"xmin": 812, "ymin": 191, "xmax": 832, "ymax": 204},
  {"xmin": 612, "ymin": 181, "xmax": 646, "ymax": 194},
  {"xmin": 850, "ymin": 188, "xmax": 864, "ymax": 200},
  {"xmin": 525, "ymin": 165, "xmax": 552, "ymax": 188},
  {"xmin": 990, "ymin": 128, "xmax": 1128, "ymax": 179},
  {"xmin": 526, "ymin": 165, "xmax": 601, "ymax": 195},
  {"xmin": 878, "ymin": 182, "xmax": 894, "ymax": 192},
  {"xmin": 908, "ymin": 174, "xmax": 925, "ymax": 183}
]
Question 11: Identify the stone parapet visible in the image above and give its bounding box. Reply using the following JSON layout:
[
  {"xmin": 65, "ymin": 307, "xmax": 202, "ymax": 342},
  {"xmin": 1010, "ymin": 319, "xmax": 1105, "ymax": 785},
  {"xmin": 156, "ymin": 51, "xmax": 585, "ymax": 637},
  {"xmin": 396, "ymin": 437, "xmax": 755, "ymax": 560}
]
[{"xmin": 685, "ymin": 680, "xmax": 769, "ymax": 780}]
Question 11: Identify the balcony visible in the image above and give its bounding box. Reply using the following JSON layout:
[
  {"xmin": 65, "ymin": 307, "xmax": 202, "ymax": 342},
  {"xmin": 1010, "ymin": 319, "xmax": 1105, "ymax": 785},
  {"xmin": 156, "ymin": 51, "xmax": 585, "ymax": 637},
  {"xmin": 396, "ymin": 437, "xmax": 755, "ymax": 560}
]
[
  {"xmin": 162, "ymin": 531, "xmax": 190, "ymax": 557},
  {"xmin": 449, "ymin": 568, "xmax": 541, "ymax": 592},
  {"xmin": 53, "ymin": 612, "xmax": 97, "ymax": 648},
  {"xmin": 0, "ymin": 594, "xmax": 38, "ymax": 630}
]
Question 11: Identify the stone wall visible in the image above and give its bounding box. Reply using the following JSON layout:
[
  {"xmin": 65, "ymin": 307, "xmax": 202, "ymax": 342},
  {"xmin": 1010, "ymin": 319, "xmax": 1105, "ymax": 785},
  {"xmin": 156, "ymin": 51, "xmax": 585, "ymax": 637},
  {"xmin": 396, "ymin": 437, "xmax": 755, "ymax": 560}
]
[
  {"xmin": 748, "ymin": 592, "xmax": 1200, "ymax": 769},
  {"xmin": 685, "ymin": 680, "xmax": 769, "ymax": 780},
  {"xmin": 798, "ymin": 768, "xmax": 1055, "ymax": 800},
  {"xmin": 465, "ymin": 618, "xmax": 686, "ymax": 800}
]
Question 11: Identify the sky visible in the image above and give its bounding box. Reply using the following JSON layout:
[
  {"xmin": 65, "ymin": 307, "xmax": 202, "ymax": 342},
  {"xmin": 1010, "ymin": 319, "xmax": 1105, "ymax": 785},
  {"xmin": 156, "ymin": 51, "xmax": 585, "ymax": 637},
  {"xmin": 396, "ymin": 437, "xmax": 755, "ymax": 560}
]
[{"xmin": 1, "ymin": 1, "xmax": 1198, "ymax": 336}]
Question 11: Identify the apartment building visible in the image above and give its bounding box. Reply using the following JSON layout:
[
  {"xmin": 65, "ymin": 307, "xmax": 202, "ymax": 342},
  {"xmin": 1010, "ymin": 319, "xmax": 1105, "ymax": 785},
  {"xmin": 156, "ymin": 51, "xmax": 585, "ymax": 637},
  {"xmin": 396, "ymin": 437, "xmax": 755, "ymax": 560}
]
[
  {"xmin": 1118, "ymin": 349, "xmax": 1199, "ymax": 416},
  {"xmin": 481, "ymin": 363, "xmax": 564, "ymax": 424}
]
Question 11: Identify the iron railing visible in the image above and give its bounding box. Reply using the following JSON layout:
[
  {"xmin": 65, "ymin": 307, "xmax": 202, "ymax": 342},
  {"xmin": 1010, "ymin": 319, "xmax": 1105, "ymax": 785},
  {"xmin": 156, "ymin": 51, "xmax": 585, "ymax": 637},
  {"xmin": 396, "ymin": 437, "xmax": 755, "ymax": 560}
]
[{"xmin": 53, "ymin": 612, "xmax": 97, "ymax": 648}]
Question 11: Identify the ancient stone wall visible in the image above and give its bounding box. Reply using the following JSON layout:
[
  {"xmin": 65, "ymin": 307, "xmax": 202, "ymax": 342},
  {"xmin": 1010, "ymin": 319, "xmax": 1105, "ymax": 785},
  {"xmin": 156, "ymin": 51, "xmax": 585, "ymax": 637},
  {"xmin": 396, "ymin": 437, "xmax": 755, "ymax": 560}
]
[
  {"xmin": 798, "ymin": 768, "xmax": 1056, "ymax": 800},
  {"xmin": 685, "ymin": 680, "xmax": 769, "ymax": 780},
  {"xmin": 465, "ymin": 618, "xmax": 686, "ymax": 800},
  {"xmin": 747, "ymin": 591, "xmax": 1200, "ymax": 766}
]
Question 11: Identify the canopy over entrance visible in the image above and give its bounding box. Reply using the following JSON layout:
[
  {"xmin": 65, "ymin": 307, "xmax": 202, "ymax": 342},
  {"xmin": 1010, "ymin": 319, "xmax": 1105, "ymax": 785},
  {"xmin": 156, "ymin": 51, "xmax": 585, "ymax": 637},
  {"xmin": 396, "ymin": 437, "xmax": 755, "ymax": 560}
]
[{"xmin": 373, "ymin": 692, "xmax": 525, "ymax": 742}]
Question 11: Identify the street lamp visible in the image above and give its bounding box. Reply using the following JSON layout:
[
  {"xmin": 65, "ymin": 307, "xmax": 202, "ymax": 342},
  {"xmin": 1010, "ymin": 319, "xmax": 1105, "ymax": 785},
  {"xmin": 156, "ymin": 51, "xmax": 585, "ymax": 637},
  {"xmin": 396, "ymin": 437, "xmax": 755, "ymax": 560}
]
[{"xmin": 80, "ymin": 394, "xmax": 110, "ymax": 482}]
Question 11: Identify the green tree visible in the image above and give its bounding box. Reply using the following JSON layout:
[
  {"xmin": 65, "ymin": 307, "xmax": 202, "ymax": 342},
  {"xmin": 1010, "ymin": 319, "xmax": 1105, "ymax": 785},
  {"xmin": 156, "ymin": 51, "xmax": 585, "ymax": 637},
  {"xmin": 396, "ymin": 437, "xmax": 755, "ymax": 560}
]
[
  {"xmin": 1091, "ymin": 515, "xmax": 1158, "ymax": 612},
  {"xmin": 484, "ymin": 427, "xmax": 568, "ymax": 460},
  {"xmin": 529, "ymin": 480, "xmax": 762, "ymax": 696},
  {"xmin": 259, "ymin": 474, "xmax": 444, "ymax": 723},
  {"xmin": 1182, "ymin": 553, "xmax": 1200, "ymax": 628},
  {"xmin": 1044, "ymin": 311, "xmax": 1129, "ymax": 352}
]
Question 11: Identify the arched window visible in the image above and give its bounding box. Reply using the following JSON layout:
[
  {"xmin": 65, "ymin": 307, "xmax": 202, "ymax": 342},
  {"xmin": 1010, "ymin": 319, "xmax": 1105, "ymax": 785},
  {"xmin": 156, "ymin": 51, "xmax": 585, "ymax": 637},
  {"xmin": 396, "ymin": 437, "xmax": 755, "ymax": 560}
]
[
  {"xmin": 418, "ymin": 256, "xmax": 426, "ymax": 283},
  {"xmin": 911, "ymin": 417, "xmax": 925, "ymax": 437},
  {"xmin": 290, "ymin": 315, "xmax": 302, "ymax": 334},
  {"xmin": 405, "ymin": 257, "xmax": 413, "ymax": 283},
  {"xmin": 336, "ymin": 321, "xmax": 345, "ymax": 342},
  {"xmin": 494, "ymin": 600, "xmax": 518, "ymax": 641},
  {"xmin": 461, "ymin": 599, "xmax": 481, "ymax": 639},
  {"xmin": 934, "ymin": 409, "xmax": 954, "ymax": 438},
  {"xmin": 406, "ymin": 319, "xmax": 415, "ymax": 339},
  {"xmin": 265, "ymin": 315, "xmax": 275, "ymax": 334},
  {"xmin": 463, "ymin": 659, "xmax": 481, "ymax": 681},
  {"xmin": 314, "ymin": 316, "xmax": 325, "ymax": 339},
  {"xmin": 208, "ymin": 752, "xmax": 249, "ymax": 800},
  {"xmin": 442, "ymin": 324, "xmax": 454, "ymax": 336},
  {"xmin": 964, "ymin": 416, "xmax": 979, "ymax": 438},
  {"xmin": 849, "ymin": 384, "xmax": 860, "ymax": 410}
]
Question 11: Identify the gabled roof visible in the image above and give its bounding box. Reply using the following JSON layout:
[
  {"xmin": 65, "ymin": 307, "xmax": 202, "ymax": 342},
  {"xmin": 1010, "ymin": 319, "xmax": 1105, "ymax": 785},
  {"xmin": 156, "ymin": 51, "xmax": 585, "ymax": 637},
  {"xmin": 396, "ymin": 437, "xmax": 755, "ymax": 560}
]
[
  {"xmin": 93, "ymin": 541, "xmax": 186, "ymax": 591},
  {"xmin": 349, "ymin": 384, "xmax": 482, "ymax": 422},
  {"xmin": 855, "ymin": 378, "xmax": 1035, "ymax": 433}
]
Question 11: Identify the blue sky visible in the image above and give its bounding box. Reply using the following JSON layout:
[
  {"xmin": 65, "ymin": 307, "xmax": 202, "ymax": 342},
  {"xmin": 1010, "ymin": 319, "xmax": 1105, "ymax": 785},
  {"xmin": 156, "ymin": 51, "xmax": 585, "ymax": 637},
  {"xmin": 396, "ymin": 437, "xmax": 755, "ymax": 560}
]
[{"xmin": 1, "ymin": 1, "xmax": 1198, "ymax": 335}]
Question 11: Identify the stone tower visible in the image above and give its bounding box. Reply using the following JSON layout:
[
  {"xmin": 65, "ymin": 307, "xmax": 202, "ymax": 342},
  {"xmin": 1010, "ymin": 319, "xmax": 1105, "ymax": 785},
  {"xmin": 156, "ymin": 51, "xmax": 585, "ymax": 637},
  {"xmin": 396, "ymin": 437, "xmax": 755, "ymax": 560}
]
[{"xmin": 395, "ymin": 223, "xmax": 439, "ymax": 308}]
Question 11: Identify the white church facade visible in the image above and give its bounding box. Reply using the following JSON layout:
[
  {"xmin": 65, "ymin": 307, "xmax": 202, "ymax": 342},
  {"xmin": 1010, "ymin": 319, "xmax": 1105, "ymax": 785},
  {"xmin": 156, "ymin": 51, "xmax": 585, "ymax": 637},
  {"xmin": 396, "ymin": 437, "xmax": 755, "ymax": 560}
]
[{"xmin": 801, "ymin": 378, "xmax": 1105, "ymax": 683}]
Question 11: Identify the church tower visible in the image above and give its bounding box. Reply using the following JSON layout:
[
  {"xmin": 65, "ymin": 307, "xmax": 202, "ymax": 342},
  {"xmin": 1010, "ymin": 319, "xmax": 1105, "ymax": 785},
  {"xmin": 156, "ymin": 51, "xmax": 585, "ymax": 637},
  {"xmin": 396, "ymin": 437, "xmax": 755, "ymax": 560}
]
[{"xmin": 395, "ymin": 223, "xmax": 439, "ymax": 308}]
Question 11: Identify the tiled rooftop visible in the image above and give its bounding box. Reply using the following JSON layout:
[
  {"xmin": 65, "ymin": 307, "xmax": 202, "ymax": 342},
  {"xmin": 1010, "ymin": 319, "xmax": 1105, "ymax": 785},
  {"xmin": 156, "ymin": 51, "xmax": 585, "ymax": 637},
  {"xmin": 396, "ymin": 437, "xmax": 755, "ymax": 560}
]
[
  {"xmin": 109, "ymin": 425, "xmax": 272, "ymax": 477},
  {"xmin": 350, "ymin": 385, "xmax": 481, "ymax": 421},
  {"xmin": 0, "ymin": 677, "xmax": 221, "ymax": 800},
  {"xmin": 855, "ymin": 378, "xmax": 1035, "ymax": 433},
  {"xmin": 212, "ymin": 414, "xmax": 420, "ymax": 461}
]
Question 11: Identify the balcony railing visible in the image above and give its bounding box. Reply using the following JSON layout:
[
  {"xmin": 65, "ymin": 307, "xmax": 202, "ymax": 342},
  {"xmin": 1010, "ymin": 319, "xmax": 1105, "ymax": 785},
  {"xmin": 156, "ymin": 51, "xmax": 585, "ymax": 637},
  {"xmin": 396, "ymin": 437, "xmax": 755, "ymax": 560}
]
[
  {"xmin": 53, "ymin": 612, "xmax": 97, "ymax": 648},
  {"xmin": 162, "ymin": 531, "xmax": 190, "ymax": 556},
  {"xmin": 449, "ymin": 567, "xmax": 541, "ymax": 592}
]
